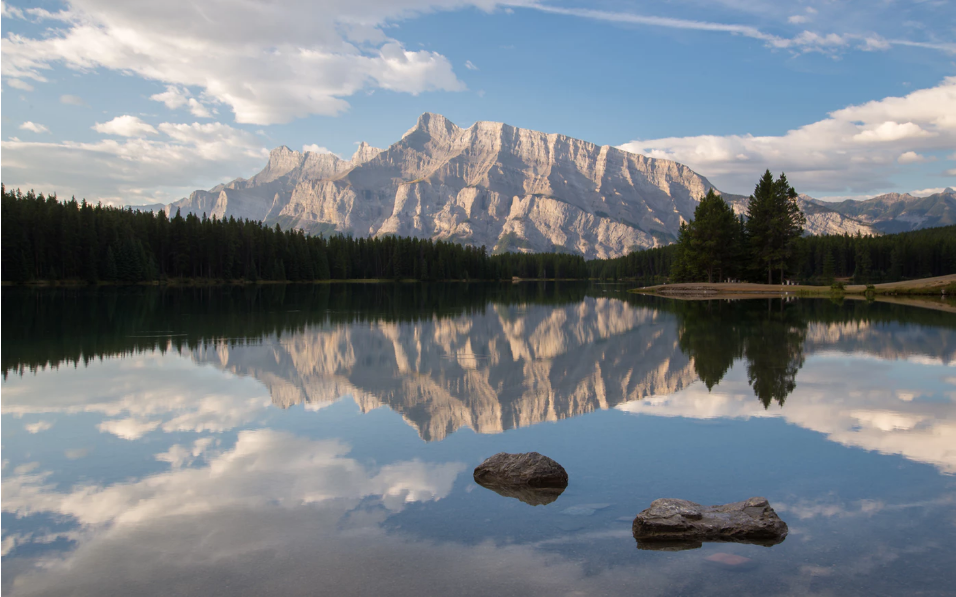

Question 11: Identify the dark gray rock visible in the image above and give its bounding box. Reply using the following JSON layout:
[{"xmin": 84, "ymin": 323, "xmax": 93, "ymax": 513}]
[
  {"xmin": 632, "ymin": 497, "xmax": 788, "ymax": 549},
  {"xmin": 473, "ymin": 452, "xmax": 568, "ymax": 505}
]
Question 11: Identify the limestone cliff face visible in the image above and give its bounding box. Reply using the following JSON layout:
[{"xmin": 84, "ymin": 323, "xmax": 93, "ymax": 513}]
[
  {"xmin": 165, "ymin": 113, "xmax": 891, "ymax": 256},
  {"xmin": 190, "ymin": 297, "xmax": 697, "ymax": 441},
  {"xmin": 169, "ymin": 114, "xmax": 722, "ymax": 258}
]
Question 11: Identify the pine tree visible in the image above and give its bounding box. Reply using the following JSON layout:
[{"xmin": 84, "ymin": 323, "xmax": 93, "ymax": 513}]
[{"xmin": 746, "ymin": 170, "xmax": 805, "ymax": 284}]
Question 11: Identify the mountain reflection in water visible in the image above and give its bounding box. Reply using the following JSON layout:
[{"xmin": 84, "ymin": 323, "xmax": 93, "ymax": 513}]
[
  {"xmin": 3, "ymin": 284, "xmax": 956, "ymax": 597},
  {"xmin": 3, "ymin": 285, "xmax": 954, "ymax": 466}
]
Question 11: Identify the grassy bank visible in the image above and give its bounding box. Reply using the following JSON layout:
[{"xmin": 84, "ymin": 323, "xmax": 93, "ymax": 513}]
[{"xmin": 633, "ymin": 274, "xmax": 956, "ymax": 298}]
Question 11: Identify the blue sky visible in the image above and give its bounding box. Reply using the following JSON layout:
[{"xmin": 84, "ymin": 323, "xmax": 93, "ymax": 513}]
[{"xmin": 2, "ymin": 0, "xmax": 954, "ymax": 204}]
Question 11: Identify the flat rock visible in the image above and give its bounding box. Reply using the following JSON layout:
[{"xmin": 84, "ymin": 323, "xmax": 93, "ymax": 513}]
[
  {"xmin": 632, "ymin": 497, "xmax": 788, "ymax": 549},
  {"xmin": 473, "ymin": 452, "xmax": 569, "ymax": 503}
]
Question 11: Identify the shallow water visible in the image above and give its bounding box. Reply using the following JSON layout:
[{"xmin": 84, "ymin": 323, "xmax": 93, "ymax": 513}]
[{"xmin": 2, "ymin": 284, "xmax": 955, "ymax": 596}]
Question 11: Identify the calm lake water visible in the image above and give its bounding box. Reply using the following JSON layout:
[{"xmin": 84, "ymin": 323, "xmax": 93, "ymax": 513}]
[{"xmin": 2, "ymin": 284, "xmax": 955, "ymax": 596}]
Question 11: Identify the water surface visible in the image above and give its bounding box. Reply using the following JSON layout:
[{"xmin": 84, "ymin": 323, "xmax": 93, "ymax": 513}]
[{"xmin": 3, "ymin": 284, "xmax": 955, "ymax": 596}]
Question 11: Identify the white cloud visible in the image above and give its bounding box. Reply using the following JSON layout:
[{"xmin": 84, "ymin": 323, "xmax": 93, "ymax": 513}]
[
  {"xmin": 19, "ymin": 121, "xmax": 50, "ymax": 134},
  {"xmin": 619, "ymin": 77, "xmax": 956, "ymax": 194},
  {"xmin": 93, "ymin": 115, "xmax": 158, "ymax": 137},
  {"xmin": 465, "ymin": 60, "xmax": 479, "ymax": 70},
  {"xmin": 909, "ymin": 187, "xmax": 948, "ymax": 197},
  {"xmin": 150, "ymin": 85, "xmax": 213, "ymax": 118},
  {"xmin": 897, "ymin": 151, "xmax": 934, "ymax": 165},
  {"xmin": 617, "ymin": 348, "xmax": 956, "ymax": 474},
  {"xmin": 0, "ymin": 0, "xmax": 480, "ymax": 125},
  {"xmin": 1, "ymin": 119, "xmax": 269, "ymax": 203},
  {"xmin": 524, "ymin": 3, "xmax": 954, "ymax": 56},
  {"xmin": 60, "ymin": 94, "xmax": 86, "ymax": 105},
  {"xmin": 3, "ymin": 429, "xmax": 464, "ymax": 525},
  {"xmin": 853, "ymin": 121, "xmax": 933, "ymax": 143},
  {"xmin": 25, "ymin": 420, "xmax": 52, "ymax": 433},
  {"xmin": 1, "ymin": 1, "xmax": 25, "ymax": 19},
  {"xmin": 97, "ymin": 417, "xmax": 161, "ymax": 440},
  {"xmin": 303, "ymin": 144, "xmax": 336, "ymax": 155},
  {"xmin": 7, "ymin": 78, "xmax": 33, "ymax": 91},
  {"xmin": 156, "ymin": 438, "xmax": 216, "ymax": 468}
]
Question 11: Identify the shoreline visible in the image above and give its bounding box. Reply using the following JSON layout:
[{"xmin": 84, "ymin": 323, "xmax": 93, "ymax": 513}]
[{"xmin": 632, "ymin": 274, "xmax": 956, "ymax": 298}]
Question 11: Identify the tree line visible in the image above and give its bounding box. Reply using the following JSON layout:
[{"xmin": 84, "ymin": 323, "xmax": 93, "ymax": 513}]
[
  {"xmin": 590, "ymin": 171, "xmax": 956, "ymax": 284},
  {"xmin": 1, "ymin": 186, "xmax": 588, "ymax": 284},
  {"xmin": 5, "ymin": 180, "xmax": 953, "ymax": 287}
]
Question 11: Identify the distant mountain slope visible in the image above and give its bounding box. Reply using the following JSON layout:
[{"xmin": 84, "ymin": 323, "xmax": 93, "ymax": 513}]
[
  {"xmin": 823, "ymin": 189, "xmax": 956, "ymax": 234},
  {"xmin": 163, "ymin": 113, "xmax": 949, "ymax": 257}
]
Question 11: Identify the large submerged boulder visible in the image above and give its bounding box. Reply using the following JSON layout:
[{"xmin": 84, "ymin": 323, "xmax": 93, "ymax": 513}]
[
  {"xmin": 473, "ymin": 452, "xmax": 568, "ymax": 505},
  {"xmin": 632, "ymin": 497, "xmax": 788, "ymax": 549}
]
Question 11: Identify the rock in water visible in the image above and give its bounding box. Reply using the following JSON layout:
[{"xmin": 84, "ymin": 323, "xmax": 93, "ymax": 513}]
[
  {"xmin": 474, "ymin": 452, "xmax": 568, "ymax": 490},
  {"xmin": 632, "ymin": 497, "xmax": 788, "ymax": 549}
]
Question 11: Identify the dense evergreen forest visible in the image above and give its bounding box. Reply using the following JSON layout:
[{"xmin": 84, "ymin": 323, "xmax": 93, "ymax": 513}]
[
  {"xmin": 590, "ymin": 224, "xmax": 956, "ymax": 284},
  {"xmin": 4, "ymin": 182, "xmax": 954, "ymax": 286},
  {"xmin": 589, "ymin": 172, "xmax": 956, "ymax": 284},
  {"xmin": 1, "ymin": 186, "xmax": 588, "ymax": 283}
]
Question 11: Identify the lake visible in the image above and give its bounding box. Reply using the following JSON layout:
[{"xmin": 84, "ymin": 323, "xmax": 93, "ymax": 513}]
[{"xmin": 2, "ymin": 284, "xmax": 955, "ymax": 596}]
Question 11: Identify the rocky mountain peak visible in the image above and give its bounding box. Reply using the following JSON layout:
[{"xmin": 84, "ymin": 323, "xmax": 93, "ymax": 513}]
[
  {"xmin": 403, "ymin": 112, "xmax": 461, "ymax": 143},
  {"xmin": 351, "ymin": 141, "xmax": 383, "ymax": 165},
  {"xmin": 163, "ymin": 112, "xmax": 948, "ymax": 257}
]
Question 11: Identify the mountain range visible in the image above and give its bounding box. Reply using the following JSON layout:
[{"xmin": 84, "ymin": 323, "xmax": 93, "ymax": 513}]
[{"xmin": 153, "ymin": 114, "xmax": 956, "ymax": 259}]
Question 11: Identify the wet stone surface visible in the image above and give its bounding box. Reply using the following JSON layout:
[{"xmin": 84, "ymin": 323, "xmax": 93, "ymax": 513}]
[{"xmin": 632, "ymin": 497, "xmax": 788, "ymax": 549}]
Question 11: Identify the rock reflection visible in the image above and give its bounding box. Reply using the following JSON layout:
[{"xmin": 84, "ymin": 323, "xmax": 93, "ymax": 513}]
[
  {"xmin": 635, "ymin": 537, "xmax": 786, "ymax": 551},
  {"xmin": 474, "ymin": 482, "xmax": 566, "ymax": 506}
]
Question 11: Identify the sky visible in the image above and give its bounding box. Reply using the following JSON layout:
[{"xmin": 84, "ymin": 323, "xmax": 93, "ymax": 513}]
[{"xmin": 1, "ymin": 0, "xmax": 954, "ymax": 205}]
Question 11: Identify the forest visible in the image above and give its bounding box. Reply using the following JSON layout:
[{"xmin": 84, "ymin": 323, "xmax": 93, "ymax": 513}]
[
  {"xmin": 589, "ymin": 225, "xmax": 956, "ymax": 284},
  {"xmin": 1, "ymin": 186, "xmax": 588, "ymax": 284},
  {"xmin": 3, "ymin": 182, "xmax": 953, "ymax": 286},
  {"xmin": 589, "ymin": 172, "xmax": 956, "ymax": 284}
]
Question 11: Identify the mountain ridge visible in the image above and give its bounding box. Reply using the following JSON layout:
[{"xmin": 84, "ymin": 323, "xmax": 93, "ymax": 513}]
[{"xmin": 158, "ymin": 113, "xmax": 947, "ymax": 258}]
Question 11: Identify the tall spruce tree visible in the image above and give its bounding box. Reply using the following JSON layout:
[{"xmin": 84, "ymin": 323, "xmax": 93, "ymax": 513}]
[{"xmin": 746, "ymin": 170, "xmax": 806, "ymax": 284}]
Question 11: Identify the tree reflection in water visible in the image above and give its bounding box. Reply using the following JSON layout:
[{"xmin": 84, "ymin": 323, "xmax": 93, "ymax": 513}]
[{"xmin": 676, "ymin": 298, "xmax": 807, "ymax": 408}]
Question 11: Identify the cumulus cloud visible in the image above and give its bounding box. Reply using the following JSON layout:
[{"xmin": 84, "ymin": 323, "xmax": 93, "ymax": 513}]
[
  {"xmin": 19, "ymin": 121, "xmax": 50, "ymax": 134},
  {"xmin": 3, "ymin": 429, "xmax": 464, "ymax": 526},
  {"xmin": 897, "ymin": 151, "xmax": 934, "ymax": 165},
  {"xmin": 619, "ymin": 77, "xmax": 956, "ymax": 194},
  {"xmin": 1, "ymin": 119, "xmax": 269, "ymax": 203},
  {"xmin": 0, "ymin": 0, "xmax": 483, "ymax": 125},
  {"xmin": 25, "ymin": 420, "xmax": 53, "ymax": 433},
  {"xmin": 93, "ymin": 115, "xmax": 158, "ymax": 137},
  {"xmin": 150, "ymin": 85, "xmax": 213, "ymax": 118}
]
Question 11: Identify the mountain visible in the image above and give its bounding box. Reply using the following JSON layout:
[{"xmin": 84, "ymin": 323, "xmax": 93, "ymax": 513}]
[
  {"xmin": 164, "ymin": 113, "xmax": 954, "ymax": 258},
  {"xmin": 821, "ymin": 188, "xmax": 956, "ymax": 234},
  {"xmin": 166, "ymin": 113, "xmax": 726, "ymax": 259}
]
